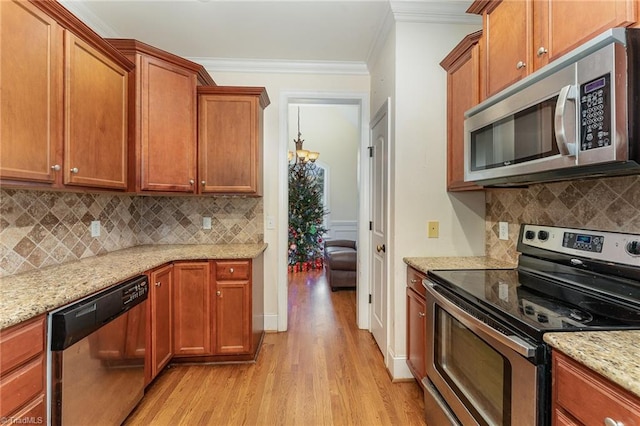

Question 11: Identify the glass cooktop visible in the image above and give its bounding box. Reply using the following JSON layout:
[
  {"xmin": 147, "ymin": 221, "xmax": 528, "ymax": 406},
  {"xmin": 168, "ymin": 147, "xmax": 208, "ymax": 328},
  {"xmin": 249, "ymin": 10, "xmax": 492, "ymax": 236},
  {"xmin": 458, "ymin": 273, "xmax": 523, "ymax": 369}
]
[{"xmin": 427, "ymin": 267, "xmax": 640, "ymax": 340}]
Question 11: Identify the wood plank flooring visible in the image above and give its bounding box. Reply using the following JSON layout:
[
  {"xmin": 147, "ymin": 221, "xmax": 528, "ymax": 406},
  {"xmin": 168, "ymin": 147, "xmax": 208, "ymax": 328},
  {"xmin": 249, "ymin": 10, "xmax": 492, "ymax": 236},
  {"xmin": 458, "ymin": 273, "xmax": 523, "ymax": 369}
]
[{"xmin": 125, "ymin": 269, "xmax": 426, "ymax": 425}]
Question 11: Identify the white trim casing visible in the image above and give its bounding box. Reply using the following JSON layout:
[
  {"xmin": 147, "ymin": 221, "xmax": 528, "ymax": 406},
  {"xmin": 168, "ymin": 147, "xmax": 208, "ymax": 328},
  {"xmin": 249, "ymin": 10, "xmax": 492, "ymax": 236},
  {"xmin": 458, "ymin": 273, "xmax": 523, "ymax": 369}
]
[{"xmin": 326, "ymin": 220, "xmax": 358, "ymax": 242}]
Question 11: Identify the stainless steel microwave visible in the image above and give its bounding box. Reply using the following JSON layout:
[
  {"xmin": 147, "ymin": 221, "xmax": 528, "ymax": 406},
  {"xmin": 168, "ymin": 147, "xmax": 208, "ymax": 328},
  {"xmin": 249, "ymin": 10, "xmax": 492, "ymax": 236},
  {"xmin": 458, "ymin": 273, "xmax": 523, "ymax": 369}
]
[{"xmin": 464, "ymin": 28, "xmax": 640, "ymax": 186}]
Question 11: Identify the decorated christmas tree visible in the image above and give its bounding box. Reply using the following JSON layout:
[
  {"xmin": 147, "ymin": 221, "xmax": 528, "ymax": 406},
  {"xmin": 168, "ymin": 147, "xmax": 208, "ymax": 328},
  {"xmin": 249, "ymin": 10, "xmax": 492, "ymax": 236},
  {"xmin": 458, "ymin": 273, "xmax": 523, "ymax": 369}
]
[{"xmin": 288, "ymin": 160, "xmax": 327, "ymax": 272}]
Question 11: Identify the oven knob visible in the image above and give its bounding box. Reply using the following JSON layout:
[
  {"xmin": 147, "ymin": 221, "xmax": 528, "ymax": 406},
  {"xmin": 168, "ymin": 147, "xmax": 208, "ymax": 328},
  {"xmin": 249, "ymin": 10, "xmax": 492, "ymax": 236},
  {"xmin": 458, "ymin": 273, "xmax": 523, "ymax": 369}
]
[
  {"xmin": 537, "ymin": 313, "xmax": 549, "ymax": 323},
  {"xmin": 524, "ymin": 305, "xmax": 535, "ymax": 315},
  {"xmin": 538, "ymin": 230, "xmax": 549, "ymax": 241},
  {"xmin": 525, "ymin": 230, "xmax": 535, "ymax": 240},
  {"xmin": 626, "ymin": 240, "xmax": 640, "ymax": 256}
]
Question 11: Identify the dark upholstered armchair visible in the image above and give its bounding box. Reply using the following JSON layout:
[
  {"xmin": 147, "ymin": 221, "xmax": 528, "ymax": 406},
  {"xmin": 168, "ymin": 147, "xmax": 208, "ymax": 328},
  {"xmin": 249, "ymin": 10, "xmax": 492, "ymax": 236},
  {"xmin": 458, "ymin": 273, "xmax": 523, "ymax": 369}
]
[{"xmin": 323, "ymin": 240, "xmax": 357, "ymax": 291}]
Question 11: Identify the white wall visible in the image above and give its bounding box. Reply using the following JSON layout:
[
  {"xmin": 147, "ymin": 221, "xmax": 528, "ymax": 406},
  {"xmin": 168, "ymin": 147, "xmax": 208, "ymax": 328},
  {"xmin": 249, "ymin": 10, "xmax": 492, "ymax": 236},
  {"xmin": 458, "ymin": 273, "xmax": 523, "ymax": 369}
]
[
  {"xmin": 207, "ymin": 71, "xmax": 369, "ymax": 331},
  {"xmin": 288, "ymin": 104, "xmax": 359, "ymax": 240},
  {"xmin": 370, "ymin": 21, "xmax": 486, "ymax": 379}
]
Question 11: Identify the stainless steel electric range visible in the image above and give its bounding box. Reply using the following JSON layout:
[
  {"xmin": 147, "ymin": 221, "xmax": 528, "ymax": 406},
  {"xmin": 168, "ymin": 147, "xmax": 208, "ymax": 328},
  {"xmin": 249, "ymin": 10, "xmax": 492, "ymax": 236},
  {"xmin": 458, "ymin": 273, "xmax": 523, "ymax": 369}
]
[{"xmin": 421, "ymin": 224, "xmax": 640, "ymax": 426}]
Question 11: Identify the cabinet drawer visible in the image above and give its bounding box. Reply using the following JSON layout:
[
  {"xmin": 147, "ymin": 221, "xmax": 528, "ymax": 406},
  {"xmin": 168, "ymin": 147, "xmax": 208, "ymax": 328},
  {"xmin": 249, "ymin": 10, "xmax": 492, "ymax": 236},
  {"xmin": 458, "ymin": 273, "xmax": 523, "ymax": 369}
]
[
  {"xmin": 0, "ymin": 394, "xmax": 45, "ymax": 425},
  {"xmin": 406, "ymin": 267, "xmax": 426, "ymax": 298},
  {"xmin": 215, "ymin": 260, "xmax": 250, "ymax": 281},
  {"xmin": 554, "ymin": 351, "xmax": 640, "ymax": 425},
  {"xmin": 0, "ymin": 316, "xmax": 45, "ymax": 375},
  {"xmin": 0, "ymin": 355, "xmax": 44, "ymax": 417}
]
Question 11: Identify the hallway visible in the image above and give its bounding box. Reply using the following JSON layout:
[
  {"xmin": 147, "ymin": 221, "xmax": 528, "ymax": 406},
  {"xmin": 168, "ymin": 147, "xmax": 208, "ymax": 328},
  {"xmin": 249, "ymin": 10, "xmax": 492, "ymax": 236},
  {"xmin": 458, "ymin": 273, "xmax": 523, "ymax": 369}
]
[{"xmin": 126, "ymin": 269, "xmax": 426, "ymax": 425}]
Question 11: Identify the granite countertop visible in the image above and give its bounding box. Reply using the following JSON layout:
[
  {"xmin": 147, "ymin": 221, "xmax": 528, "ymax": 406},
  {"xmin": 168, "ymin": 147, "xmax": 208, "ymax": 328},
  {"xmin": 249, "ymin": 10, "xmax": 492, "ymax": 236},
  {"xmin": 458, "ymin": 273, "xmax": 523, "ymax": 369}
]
[
  {"xmin": 403, "ymin": 256, "xmax": 516, "ymax": 274},
  {"xmin": 545, "ymin": 331, "xmax": 640, "ymax": 399},
  {"xmin": 0, "ymin": 243, "xmax": 267, "ymax": 330}
]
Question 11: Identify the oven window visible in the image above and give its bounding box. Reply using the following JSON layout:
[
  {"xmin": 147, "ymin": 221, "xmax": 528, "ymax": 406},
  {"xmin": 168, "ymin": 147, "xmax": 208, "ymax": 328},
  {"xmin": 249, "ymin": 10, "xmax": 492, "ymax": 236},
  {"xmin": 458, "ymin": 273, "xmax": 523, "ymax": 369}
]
[
  {"xmin": 435, "ymin": 307, "xmax": 511, "ymax": 426},
  {"xmin": 470, "ymin": 96, "xmax": 559, "ymax": 171}
]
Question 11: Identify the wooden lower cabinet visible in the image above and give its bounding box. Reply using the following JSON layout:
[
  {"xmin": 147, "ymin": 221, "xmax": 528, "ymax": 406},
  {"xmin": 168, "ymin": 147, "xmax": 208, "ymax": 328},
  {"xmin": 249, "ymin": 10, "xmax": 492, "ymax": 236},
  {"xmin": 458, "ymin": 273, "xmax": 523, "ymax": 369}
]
[
  {"xmin": 173, "ymin": 262, "xmax": 211, "ymax": 356},
  {"xmin": 147, "ymin": 264, "xmax": 174, "ymax": 384},
  {"xmin": 552, "ymin": 350, "xmax": 640, "ymax": 425},
  {"xmin": 0, "ymin": 315, "xmax": 46, "ymax": 425},
  {"xmin": 213, "ymin": 260, "xmax": 252, "ymax": 354},
  {"xmin": 406, "ymin": 267, "xmax": 428, "ymax": 382}
]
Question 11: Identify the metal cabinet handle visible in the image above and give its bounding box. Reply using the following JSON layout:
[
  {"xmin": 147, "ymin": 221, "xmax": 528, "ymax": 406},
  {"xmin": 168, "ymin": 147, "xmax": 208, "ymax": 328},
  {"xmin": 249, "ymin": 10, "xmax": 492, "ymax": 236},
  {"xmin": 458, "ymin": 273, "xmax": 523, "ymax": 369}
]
[
  {"xmin": 604, "ymin": 418, "xmax": 624, "ymax": 426},
  {"xmin": 201, "ymin": 180, "xmax": 206, "ymax": 185},
  {"xmin": 189, "ymin": 179, "xmax": 195, "ymax": 185},
  {"xmin": 216, "ymin": 290, "xmax": 221, "ymax": 297},
  {"xmin": 537, "ymin": 46, "xmax": 548, "ymax": 57},
  {"xmin": 410, "ymin": 279, "xmax": 417, "ymax": 284},
  {"xmin": 70, "ymin": 167, "xmax": 79, "ymax": 174},
  {"xmin": 51, "ymin": 164, "xmax": 61, "ymax": 171},
  {"xmin": 516, "ymin": 61, "xmax": 526, "ymax": 70},
  {"xmin": 229, "ymin": 268, "xmax": 234, "ymax": 273},
  {"xmin": 155, "ymin": 282, "xmax": 161, "ymax": 287},
  {"xmin": 418, "ymin": 312, "xmax": 426, "ymax": 318}
]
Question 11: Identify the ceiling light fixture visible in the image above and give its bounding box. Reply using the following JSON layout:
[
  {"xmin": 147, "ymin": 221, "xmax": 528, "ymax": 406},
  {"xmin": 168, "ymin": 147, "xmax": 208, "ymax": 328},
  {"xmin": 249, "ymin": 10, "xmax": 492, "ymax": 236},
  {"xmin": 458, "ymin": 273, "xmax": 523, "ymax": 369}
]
[{"xmin": 289, "ymin": 107, "xmax": 319, "ymax": 164}]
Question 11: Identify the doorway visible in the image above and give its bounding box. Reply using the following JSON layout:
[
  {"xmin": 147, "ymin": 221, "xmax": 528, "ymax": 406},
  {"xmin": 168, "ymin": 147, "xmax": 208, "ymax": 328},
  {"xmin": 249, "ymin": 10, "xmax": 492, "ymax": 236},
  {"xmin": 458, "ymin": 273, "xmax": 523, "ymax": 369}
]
[{"xmin": 278, "ymin": 92, "xmax": 371, "ymax": 332}]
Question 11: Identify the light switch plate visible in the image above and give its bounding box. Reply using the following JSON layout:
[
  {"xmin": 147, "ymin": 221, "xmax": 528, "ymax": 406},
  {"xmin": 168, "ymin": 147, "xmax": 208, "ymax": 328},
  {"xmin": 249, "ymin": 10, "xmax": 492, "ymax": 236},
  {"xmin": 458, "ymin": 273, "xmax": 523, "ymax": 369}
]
[
  {"xmin": 203, "ymin": 217, "xmax": 212, "ymax": 230},
  {"xmin": 266, "ymin": 215, "xmax": 275, "ymax": 230},
  {"xmin": 90, "ymin": 220, "xmax": 100, "ymax": 237},
  {"xmin": 499, "ymin": 221, "xmax": 509, "ymax": 240},
  {"xmin": 428, "ymin": 221, "xmax": 439, "ymax": 239}
]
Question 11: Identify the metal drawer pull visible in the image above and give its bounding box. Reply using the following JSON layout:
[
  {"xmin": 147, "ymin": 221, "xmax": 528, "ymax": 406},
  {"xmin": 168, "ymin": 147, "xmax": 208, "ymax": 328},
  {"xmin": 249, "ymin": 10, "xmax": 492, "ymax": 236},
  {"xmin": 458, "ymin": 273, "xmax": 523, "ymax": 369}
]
[
  {"xmin": 410, "ymin": 279, "xmax": 417, "ymax": 284},
  {"xmin": 604, "ymin": 418, "xmax": 623, "ymax": 426},
  {"xmin": 229, "ymin": 268, "xmax": 234, "ymax": 273},
  {"xmin": 70, "ymin": 167, "xmax": 79, "ymax": 174},
  {"xmin": 51, "ymin": 164, "xmax": 61, "ymax": 171},
  {"xmin": 516, "ymin": 61, "xmax": 526, "ymax": 69},
  {"xmin": 155, "ymin": 282, "xmax": 161, "ymax": 287},
  {"xmin": 189, "ymin": 179, "xmax": 194, "ymax": 185},
  {"xmin": 418, "ymin": 312, "xmax": 426, "ymax": 318},
  {"xmin": 216, "ymin": 291, "xmax": 221, "ymax": 296},
  {"xmin": 537, "ymin": 46, "xmax": 548, "ymax": 57}
]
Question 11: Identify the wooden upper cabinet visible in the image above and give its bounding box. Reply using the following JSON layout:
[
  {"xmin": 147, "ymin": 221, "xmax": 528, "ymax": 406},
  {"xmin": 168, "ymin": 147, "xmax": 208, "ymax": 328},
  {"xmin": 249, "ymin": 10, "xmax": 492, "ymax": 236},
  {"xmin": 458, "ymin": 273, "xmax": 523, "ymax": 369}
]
[
  {"xmin": 198, "ymin": 87, "xmax": 269, "ymax": 196},
  {"xmin": 107, "ymin": 39, "xmax": 213, "ymax": 194},
  {"xmin": 534, "ymin": 0, "xmax": 638, "ymax": 69},
  {"xmin": 440, "ymin": 31, "xmax": 482, "ymax": 192},
  {"xmin": 469, "ymin": 0, "xmax": 639, "ymax": 99},
  {"xmin": 1, "ymin": 0, "xmax": 133, "ymax": 190},
  {"xmin": 64, "ymin": 32, "xmax": 128, "ymax": 189},
  {"xmin": 0, "ymin": 0, "xmax": 63, "ymax": 184}
]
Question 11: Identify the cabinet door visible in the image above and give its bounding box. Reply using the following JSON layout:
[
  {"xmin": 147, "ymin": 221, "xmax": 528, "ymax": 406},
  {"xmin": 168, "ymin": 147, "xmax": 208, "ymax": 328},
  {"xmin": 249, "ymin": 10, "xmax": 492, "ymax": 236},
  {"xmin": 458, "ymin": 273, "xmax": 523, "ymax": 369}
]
[
  {"xmin": 483, "ymin": 0, "xmax": 532, "ymax": 98},
  {"xmin": 535, "ymin": 0, "xmax": 637, "ymax": 69},
  {"xmin": 213, "ymin": 260, "xmax": 252, "ymax": 355},
  {"xmin": 0, "ymin": 0, "xmax": 63, "ymax": 184},
  {"xmin": 406, "ymin": 288, "xmax": 427, "ymax": 380},
  {"xmin": 64, "ymin": 31, "xmax": 128, "ymax": 189},
  {"xmin": 442, "ymin": 32, "xmax": 482, "ymax": 192},
  {"xmin": 149, "ymin": 264, "xmax": 173, "ymax": 379},
  {"xmin": 173, "ymin": 262, "xmax": 211, "ymax": 356},
  {"xmin": 198, "ymin": 95, "xmax": 260, "ymax": 194},
  {"xmin": 139, "ymin": 55, "xmax": 197, "ymax": 192}
]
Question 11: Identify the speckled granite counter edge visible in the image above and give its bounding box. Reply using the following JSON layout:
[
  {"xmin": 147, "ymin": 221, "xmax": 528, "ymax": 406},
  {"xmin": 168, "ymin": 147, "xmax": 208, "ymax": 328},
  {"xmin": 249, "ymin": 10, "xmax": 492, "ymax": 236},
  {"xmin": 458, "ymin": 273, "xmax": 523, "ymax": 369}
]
[
  {"xmin": 0, "ymin": 243, "xmax": 267, "ymax": 330},
  {"xmin": 403, "ymin": 256, "xmax": 516, "ymax": 275},
  {"xmin": 544, "ymin": 331, "xmax": 640, "ymax": 399}
]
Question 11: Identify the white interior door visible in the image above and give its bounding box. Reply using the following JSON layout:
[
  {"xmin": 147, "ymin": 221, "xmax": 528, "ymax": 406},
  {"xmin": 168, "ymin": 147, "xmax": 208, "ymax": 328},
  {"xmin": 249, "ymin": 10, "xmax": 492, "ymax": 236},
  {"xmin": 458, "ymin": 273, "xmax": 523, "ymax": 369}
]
[{"xmin": 370, "ymin": 101, "xmax": 389, "ymax": 355}]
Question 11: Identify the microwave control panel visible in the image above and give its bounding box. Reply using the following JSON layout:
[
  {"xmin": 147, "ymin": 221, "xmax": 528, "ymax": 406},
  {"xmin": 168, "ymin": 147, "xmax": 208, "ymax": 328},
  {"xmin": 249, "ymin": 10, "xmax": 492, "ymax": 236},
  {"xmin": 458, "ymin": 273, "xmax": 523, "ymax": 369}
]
[{"xmin": 579, "ymin": 74, "xmax": 611, "ymax": 151}]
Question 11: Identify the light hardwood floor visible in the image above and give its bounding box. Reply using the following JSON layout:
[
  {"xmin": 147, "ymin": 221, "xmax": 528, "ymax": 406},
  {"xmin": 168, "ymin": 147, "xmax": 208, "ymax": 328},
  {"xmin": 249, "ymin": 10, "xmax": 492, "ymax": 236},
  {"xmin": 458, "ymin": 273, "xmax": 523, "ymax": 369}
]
[{"xmin": 125, "ymin": 269, "xmax": 426, "ymax": 425}]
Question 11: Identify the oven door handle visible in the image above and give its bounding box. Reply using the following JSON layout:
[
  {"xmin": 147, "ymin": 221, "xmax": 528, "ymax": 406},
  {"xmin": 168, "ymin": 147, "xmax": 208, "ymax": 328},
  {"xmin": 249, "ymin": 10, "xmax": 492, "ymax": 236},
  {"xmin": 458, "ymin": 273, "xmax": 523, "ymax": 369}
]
[{"xmin": 423, "ymin": 279, "xmax": 537, "ymax": 358}]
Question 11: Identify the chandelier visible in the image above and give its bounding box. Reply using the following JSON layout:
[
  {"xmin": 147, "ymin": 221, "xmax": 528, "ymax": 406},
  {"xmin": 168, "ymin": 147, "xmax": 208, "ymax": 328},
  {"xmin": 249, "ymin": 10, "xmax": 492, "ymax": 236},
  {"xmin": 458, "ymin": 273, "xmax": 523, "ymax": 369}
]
[{"xmin": 288, "ymin": 107, "xmax": 319, "ymax": 164}]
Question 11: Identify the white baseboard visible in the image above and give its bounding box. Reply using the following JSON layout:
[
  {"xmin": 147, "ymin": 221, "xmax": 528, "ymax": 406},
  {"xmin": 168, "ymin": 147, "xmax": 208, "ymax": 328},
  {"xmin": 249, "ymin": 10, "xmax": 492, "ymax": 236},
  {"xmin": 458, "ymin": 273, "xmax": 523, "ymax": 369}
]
[
  {"xmin": 386, "ymin": 346, "xmax": 413, "ymax": 380},
  {"xmin": 263, "ymin": 314, "xmax": 279, "ymax": 332}
]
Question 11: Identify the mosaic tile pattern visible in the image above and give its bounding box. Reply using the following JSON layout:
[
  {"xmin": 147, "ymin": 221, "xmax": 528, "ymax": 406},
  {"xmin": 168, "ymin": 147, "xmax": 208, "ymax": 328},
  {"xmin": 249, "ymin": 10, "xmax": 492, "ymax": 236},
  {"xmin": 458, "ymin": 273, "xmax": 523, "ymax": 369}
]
[
  {"xmin": 0, "ymin": 189, "xmax": 263, "ymax": 277},
  {"xmin": 486, "ymin": 175, "xmax": 640, "ymax": 263}
]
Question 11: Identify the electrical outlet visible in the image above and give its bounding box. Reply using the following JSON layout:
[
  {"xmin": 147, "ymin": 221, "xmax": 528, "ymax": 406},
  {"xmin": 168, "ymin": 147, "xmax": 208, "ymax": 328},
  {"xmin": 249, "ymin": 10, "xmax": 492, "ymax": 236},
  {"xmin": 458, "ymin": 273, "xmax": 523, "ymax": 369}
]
[
  {"xmin": 428, "ymin": 221, "xmax": 439, "ymax": 238},
  {"xmin": 499, "ymin": 221, "xmax": 509, "ymax": 240},
  {"xmin": 203, "ymin": 217, "xmax": 212, "ymax": 230},
  {"xmin": 90, "ymin": 220, "xmax": 100, "ymax": 237},
  {"xmin": 266, "ymin": 215, "xmax": 275, "ymax": 230}
]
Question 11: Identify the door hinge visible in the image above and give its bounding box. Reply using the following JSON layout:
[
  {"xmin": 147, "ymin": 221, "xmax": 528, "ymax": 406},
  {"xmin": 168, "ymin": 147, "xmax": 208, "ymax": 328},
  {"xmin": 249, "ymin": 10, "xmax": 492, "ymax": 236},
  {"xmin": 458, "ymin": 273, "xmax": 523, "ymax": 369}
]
[
  {"xmin": 369, "ymin": 294, "xmax": 372, "ymax": 304},
  {"xmin": 368, "ymin": 146, "xmax": 374, "ymax": 157},
  {"xmin": 369, "ymin": 221, "xmax": 373, "ymax": 231}
]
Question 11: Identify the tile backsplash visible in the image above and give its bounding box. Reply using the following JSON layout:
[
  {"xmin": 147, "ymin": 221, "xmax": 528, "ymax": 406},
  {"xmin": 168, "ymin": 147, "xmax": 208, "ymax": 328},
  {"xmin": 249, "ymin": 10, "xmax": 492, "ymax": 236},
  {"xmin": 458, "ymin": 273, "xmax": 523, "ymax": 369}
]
[
  {"xmin": 486, "ymin": 175, "xmax": 640, "ymax": 264},
  {"xmin": 0, "ymin": 189, "xmax": 263, "ymax": 277}
]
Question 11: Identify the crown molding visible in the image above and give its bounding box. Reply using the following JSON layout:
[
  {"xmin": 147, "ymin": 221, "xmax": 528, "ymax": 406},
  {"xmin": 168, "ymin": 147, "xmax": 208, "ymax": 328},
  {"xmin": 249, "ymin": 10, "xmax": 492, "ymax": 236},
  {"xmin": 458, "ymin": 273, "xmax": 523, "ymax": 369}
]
[
  {"xmin": 188, "ymin": 57, "xmax": 370, "ymax": 76},
  {"xmin": 390, "ymin": 1, "xmax": 482, "ymax": 24},
  {"xmin": 58, "ymin": 0, "xmax": 119, "ymax": 37}
]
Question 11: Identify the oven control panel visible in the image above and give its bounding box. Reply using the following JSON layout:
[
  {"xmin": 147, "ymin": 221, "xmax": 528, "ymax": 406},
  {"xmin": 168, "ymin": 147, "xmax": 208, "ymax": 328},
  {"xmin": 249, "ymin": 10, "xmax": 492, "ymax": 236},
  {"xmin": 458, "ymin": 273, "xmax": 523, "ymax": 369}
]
[
  {"xmin": 562, "ymin": 232, "xmax": 604, "ymax": 253},
  {"xmin": 519, "ymin": 224, "xmax": 640, "ymax": 266}
]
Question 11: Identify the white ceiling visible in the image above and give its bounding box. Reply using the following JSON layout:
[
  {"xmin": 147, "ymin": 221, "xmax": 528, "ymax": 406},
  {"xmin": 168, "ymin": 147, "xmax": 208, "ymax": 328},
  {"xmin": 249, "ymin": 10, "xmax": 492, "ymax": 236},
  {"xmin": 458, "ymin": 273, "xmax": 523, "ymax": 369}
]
[{"xmin": 61, "ymin": 0, "xmax": 479, "ymax": 72}]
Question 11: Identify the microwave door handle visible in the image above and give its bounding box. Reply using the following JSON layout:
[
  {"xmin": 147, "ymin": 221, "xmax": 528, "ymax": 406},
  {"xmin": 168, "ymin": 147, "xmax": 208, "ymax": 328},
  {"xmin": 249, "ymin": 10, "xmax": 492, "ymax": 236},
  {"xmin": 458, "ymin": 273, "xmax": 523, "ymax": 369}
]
[{"xmin": 554, "ymin": 84, "xmax": 577, "ymax": 157}]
